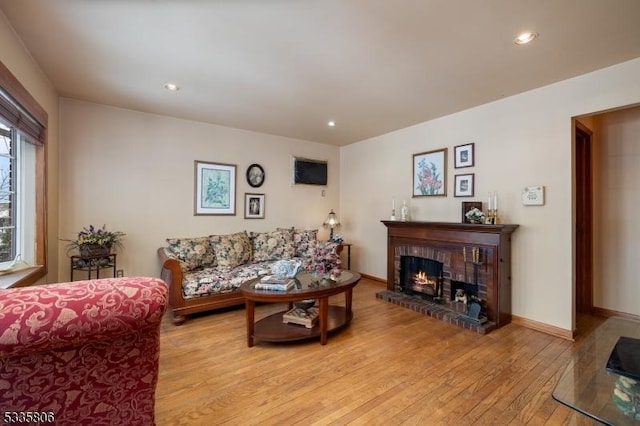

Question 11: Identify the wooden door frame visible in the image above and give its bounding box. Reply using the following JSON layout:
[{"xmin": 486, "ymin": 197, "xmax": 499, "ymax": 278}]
[{"xmin": 574, "ymin": 120, "xmax": 593, "ymax": 319}]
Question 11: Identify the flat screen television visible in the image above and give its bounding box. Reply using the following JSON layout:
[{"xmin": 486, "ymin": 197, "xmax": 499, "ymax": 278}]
[{"xmin": 292, "ymin": 157, "xmax": 327, "ymax": 186}]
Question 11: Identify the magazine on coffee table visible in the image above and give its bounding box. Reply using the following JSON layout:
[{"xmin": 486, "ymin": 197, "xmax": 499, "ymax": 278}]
[{"xmin": 606, "ymin": 336, "xmax": 640, "ymax": 380}]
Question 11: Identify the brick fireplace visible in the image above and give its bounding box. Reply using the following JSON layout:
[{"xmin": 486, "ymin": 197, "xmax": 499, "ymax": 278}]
[{"xmin": 379, "ymin": 221, "xmax": 518, "ymax": 334}]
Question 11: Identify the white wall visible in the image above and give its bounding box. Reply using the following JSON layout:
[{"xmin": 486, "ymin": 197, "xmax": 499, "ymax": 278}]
[
  {"xmin": 340, "ymin": 58, "xmax": 640, "ymax": 332},
  {"xmin": 58, "ymin": 100, "xmax": 339, "ymax": 281},
  {"xmin": 593, "ymin": 106, "xmax": 640, "ymax": 316},
  {"xmin": 0, "ymin": 11, "xmax": 59, "ymax": 282}
]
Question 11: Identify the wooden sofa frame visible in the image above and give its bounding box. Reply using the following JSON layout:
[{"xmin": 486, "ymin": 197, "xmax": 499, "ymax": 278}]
[
  {"xmin": 158, "ymin": 245, "xmax": 344, "ymax": 325},
  {"xmin": 158, "ymin": 248, "xmax": 245, "ymax": 325}
]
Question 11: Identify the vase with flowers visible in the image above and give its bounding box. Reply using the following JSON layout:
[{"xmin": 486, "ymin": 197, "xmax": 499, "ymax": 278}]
[
  {"xmin": 64, "ymin": 224, "xmax": 125, "ymax": 257},
  {"xmin": 465, "ymin": 208, "xmax": 486, "ymax": 224}
]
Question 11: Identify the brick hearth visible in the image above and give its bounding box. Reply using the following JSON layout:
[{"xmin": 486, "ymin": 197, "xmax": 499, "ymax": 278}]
[{"xmin": 376, "ymin": 290, "xmax": 496, "ymax": 334}]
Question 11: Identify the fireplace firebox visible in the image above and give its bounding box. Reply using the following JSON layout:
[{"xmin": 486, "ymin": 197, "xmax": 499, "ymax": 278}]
[{"xmin": 400, "ymin": 256, "xmax": 444, "ymax": 300}]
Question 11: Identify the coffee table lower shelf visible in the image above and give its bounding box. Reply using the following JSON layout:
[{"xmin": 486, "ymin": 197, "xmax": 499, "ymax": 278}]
[{"xmin": 253, "ymin": 305, "xmax": 352, "ymax": 343}]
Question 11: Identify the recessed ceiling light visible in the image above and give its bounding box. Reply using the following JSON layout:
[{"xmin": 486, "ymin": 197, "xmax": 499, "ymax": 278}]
[
  {"xmin": 514, "ymin": 32, "xmax": 538, "ymax": 45},
  {"xmin": 327, "ymin": 121, "xmax": 336, "ymax": 127},
  {"xmin": 164, "ymin": 83, "xmax": 180, "ymax": 91}
]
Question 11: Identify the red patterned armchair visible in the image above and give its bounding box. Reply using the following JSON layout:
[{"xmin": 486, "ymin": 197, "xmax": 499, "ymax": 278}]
[{"xmin": 0, "ymin": 277, "xmax": 168, "ymax": 426}]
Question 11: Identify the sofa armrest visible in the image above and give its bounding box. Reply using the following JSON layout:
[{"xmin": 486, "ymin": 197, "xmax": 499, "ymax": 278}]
[
  {"xmin": 0, "ymin": 277, "xmax": 167, "ymax": 358},
  {"xmin": 158, "ymin": 247, "xmax": 189, "ymax": 317}
]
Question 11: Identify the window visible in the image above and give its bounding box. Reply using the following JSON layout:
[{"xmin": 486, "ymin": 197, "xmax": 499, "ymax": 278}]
[
  {"xmin": 0, "ymin": 60, "xmax": 47, "ymax": 287},
  {"xmin": 0, "ymin": 122, "xmax": 36, "ymax": 264}
]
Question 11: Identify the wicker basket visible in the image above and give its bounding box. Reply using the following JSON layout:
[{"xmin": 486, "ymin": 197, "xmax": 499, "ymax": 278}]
[{"xmin": 79, "ymin": 244, "xmax": 111, "ymax": 258}]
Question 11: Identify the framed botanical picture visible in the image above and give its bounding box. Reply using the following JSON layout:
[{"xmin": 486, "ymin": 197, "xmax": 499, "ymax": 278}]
[
  {"xmin": 454, "ymin": 173, "xmax": 475, "ymax": 197},
  {"xmin": 454, "ymin": 143, "xmax": 474, "ymax": 168},
  {"xmin": 413, "ymin": 148, "xmax": 447, "ymax": 197},
  {"xmin": 461, "ymin": 201, "xmax": 483, "ymax": 223},
  {"xmin": 246, "ymin": 163, "xmax": 265, "ymax": 188},
  {"xmin": 194, "ymin": 160, "xmax": 236, "ymax": 215},
  {"xmin": 244, "ymin": 193, "xmax": 265, "ymax": 219}
]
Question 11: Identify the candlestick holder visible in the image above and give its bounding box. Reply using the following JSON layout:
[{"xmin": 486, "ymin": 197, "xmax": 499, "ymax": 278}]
[
  {"xmin": 485, "ymin": 209, "xmax": 499, "ymax": 224},
  {"xmin": 390, "ymin": 209, "xmax": 397, "ymax": 221}
]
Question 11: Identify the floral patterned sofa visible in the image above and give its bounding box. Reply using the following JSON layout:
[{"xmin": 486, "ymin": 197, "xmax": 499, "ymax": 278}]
[
  {"xmin": 0, "ymin": 276, "xmax": 167, "ymax": 426},
  {"xmin": 157, "ymin": 228, "xmax": 341, "ymax": 325}
]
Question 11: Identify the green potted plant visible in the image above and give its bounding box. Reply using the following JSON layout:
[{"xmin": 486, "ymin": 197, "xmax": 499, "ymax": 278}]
[{"xmin": 64, "ymin": 224, "xmax": 125, "ymax": 257}]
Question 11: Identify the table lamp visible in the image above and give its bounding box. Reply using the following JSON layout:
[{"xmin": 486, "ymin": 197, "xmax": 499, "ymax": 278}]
[{"xmin": 323, "ymin": 209, "xmax": 341, "ymax": 242}]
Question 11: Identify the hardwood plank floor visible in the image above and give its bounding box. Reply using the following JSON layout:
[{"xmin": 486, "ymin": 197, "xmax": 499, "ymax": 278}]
[{"xmin": 155, "ymin": 278, "xmax": 602, "ymax": 425}]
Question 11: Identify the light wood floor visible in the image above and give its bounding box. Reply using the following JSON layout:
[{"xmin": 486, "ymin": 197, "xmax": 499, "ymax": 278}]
[{"xmin": 155, "ymin": 278, "xmax": 602, "ymax": 425}]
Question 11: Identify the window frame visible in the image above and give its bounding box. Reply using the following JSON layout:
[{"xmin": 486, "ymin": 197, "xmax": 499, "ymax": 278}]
[{"xmin": 0, "ymin": 60, "xmax": 47, "ymax": 288}]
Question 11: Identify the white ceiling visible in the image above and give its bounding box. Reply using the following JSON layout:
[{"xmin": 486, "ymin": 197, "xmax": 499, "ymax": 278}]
[{"xmin": 2, "ymin": 0, "xmax": 640, "ymax": 146}]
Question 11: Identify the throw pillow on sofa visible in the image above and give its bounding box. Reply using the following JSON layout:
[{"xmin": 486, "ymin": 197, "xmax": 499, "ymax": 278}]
[
  {"xmin": 249, "ymin": 229, "xmax": 296, "ymax": 262},
  {"xmin": 166, "ymin": 237, "xmax": 217, "ymax": 272},
  {"xmin": 209, "ymin": 231, "xmax": 252, "ymax": 271},
  {"xmin": 277, "ymin": 227, "xmax": 318, "ymax": 259},
  {"xmin": 292, "ymin": 229, "xmax": 318, "ymax": 258}
]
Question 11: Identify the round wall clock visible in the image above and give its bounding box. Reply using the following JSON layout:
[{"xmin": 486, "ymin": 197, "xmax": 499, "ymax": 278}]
[{"xmin": 246, "ymin": 163, "xmax": 265, "ymax": 188}]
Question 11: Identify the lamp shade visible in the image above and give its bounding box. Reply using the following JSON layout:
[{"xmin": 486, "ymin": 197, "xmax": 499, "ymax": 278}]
[
  {"xmin": 323, "ymin": 209, "xmax": 340, "ymax": 228},
  {"xmin": 323, "ymin": 209, "xmax": 341, "ymax": 242}
]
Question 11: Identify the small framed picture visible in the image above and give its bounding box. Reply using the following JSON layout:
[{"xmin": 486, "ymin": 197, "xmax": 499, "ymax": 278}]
[
  {"xmin": 454, "ymin": 143, "xmax": 474, "ymax": 168},
  {"xmin": 244, "ymin": 193, "xmax": 265, "ymax": 219},
  {"xmin": 194, "ymin": 160, "xmax": 236, "ymax": 215},
  {"xmin": 454, "ymin": 173, "xmax": 475, "ymax": 197},
  {"xmin": 246, "ymin": 163, "xmax": 265, "ymax": 188}
]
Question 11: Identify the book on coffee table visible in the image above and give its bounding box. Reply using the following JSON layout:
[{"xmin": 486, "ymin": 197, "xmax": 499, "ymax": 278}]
[
  {"xmin": 283, "ymin": 306, "xmax": 319, "ymax": 328},
  {"xmin": 254, "ymin": 278, "xmax": 295, "ymax": 291}
]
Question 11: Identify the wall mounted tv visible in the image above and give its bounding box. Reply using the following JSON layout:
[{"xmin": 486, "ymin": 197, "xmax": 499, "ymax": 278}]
[{"xmin": 292, "ymin": 157, "xmax": 328, "ymax": 186}]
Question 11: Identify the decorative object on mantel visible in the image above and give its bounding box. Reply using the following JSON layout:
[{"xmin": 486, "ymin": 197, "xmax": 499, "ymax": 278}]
[
  {"xmin": 412, "ymin": 148, "xmax": 447, "ymax": 197},
  {"xmin": 454, "ymin": 173, "xmax": 475, "ymax": 197},
  {"xmin": 64, "ymin": 224, "xmax": 125, "ymax": 257},
  {"xmin": 522, "ymin": 185, "xmax": 545, "ymax": 205},
  {"xmin": 461, "ymin": 201, "xmax": 483, "ymax": 223},
  {"xmin": 323, "ymin": 209, "xmax": 341, "ymax": 242},
  {"xmin": 390, "ymin": 198, "xmax": 397, "ymax": 221},
  {"xmin": 486, "ymin": 192, "xmax": 499, "ymax": 224},
  {"xmin": 246, "ymin": 163, "xmax": 265, "ymax": 188},
  {"xmin": 454, "ymin": 142, "xmax": 474, "ymax": 168},
  {"xmin": 400, "ymin": 200, "xmax": 410, "ymax": 222},
  {"xmin": 464, "ymin": 208, "xmax": 485, "ymax": 224}
]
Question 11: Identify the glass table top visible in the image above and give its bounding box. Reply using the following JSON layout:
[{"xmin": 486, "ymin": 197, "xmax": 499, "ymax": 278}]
[{"xmin": 552, "ymin": 317, "xmax": 640, "ymax": 425}]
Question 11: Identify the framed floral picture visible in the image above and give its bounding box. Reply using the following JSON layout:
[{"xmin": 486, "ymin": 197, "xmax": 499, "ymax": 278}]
[
  {"xmin": 194, "ymin": 160, "xmax": 236, "ymax": 215},
  {"xmin": 454, "ymin": 143, "xmax": 474, "ymax": 168},
  {"xmin": 454, "ymin": 173, "xmax": 475, "ymax": 197},
  {"xmin": 244, "ymin": 193, "xmax": 265, "ymax": 219},
  {"xmin": 413, "ymin": 148, "xmax": 447, "ymax": 197}
]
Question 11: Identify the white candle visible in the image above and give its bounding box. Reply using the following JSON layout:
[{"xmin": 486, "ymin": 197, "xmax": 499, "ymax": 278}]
[
  {"xmin": 392, "ymin": 198, "xmax": 395, "ymax": 210},
  {"xmin": 494, "ymin": 193, "xmax": 498, "ymax": 210},
  {"xmin": 488, "ymin": 192, "xmax": 492, "ymax": 210}
]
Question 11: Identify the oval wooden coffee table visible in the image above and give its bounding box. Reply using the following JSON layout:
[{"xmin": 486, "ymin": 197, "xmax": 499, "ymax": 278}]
[{"xmin": 239, "ymin": 271, "xmax": 361, "ymax": 346}]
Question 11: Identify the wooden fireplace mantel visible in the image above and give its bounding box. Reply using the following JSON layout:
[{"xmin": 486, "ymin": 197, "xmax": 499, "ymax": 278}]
[{"xmin": 382, "ymin": 221, "xmax": 518, "ymax": 328}]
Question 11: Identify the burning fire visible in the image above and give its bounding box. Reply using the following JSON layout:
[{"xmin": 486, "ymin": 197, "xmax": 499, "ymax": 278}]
[{"xmin": 414, "ymin": 271, "xmax": 436, "ymax": 287}]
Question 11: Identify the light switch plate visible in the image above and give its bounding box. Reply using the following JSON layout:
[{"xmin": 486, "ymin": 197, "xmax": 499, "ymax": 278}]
[{"xmin": 522, "ymin": 186, "xmax": 545, "ymax": 205}]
